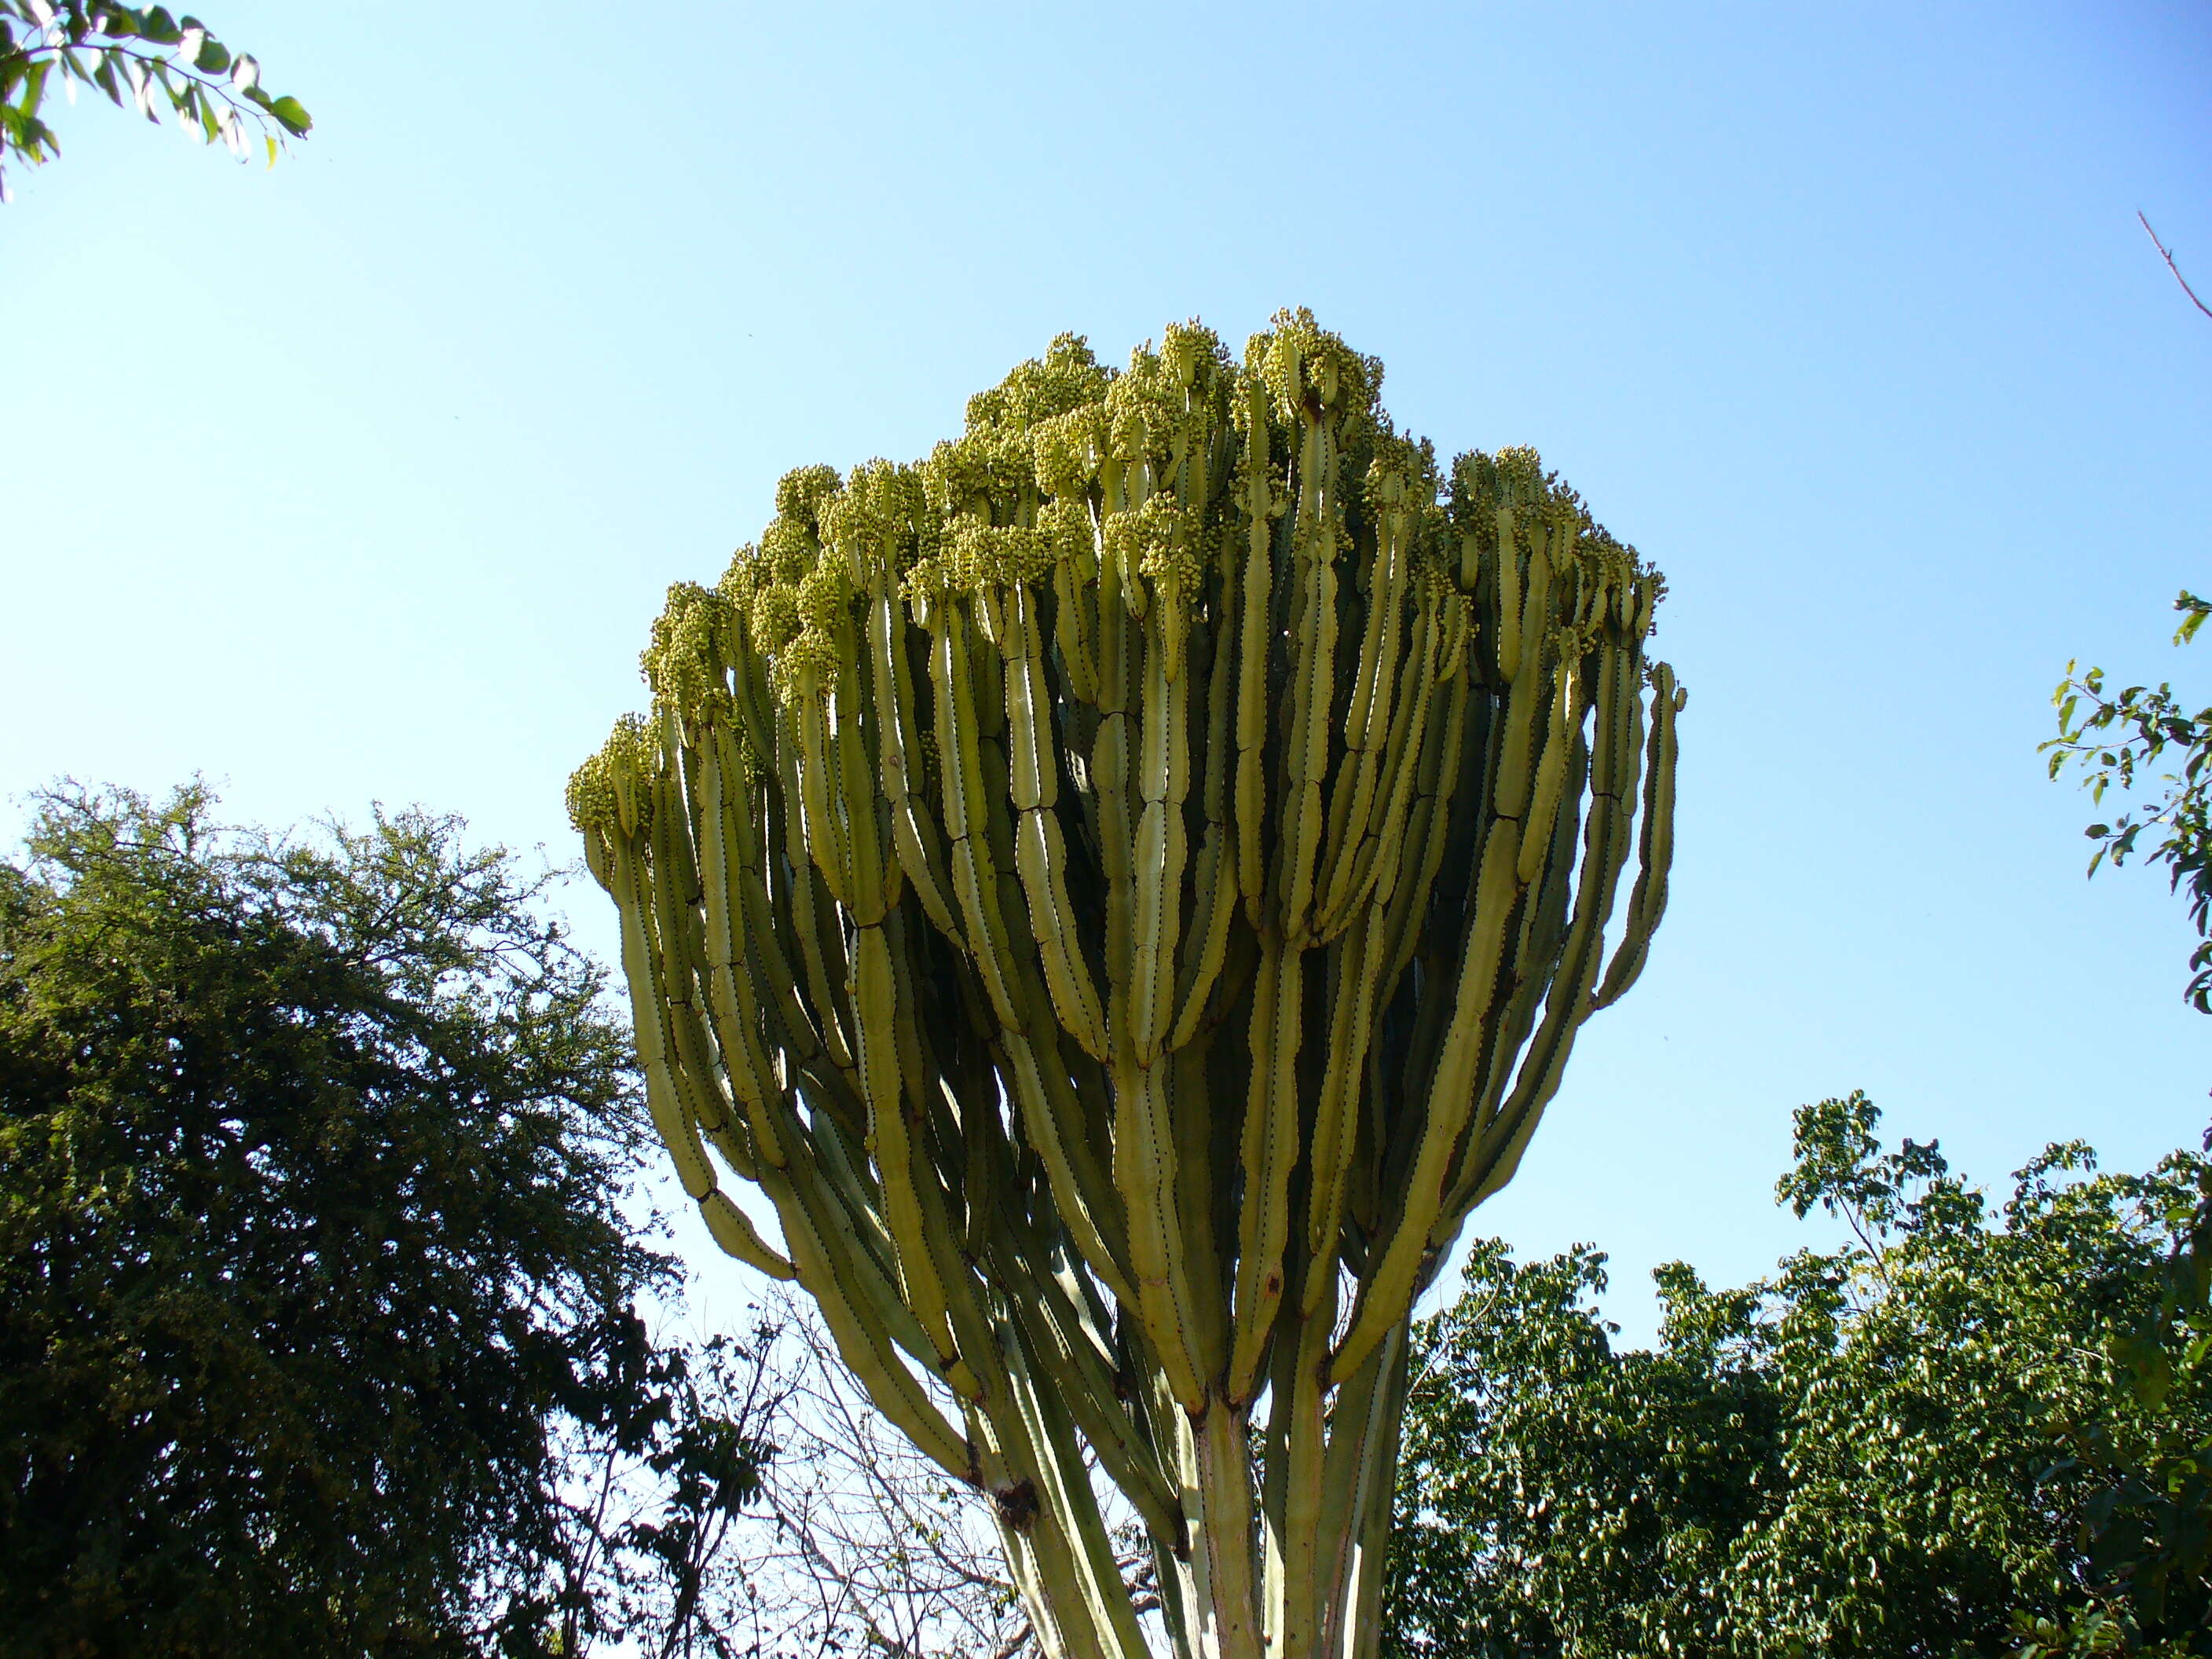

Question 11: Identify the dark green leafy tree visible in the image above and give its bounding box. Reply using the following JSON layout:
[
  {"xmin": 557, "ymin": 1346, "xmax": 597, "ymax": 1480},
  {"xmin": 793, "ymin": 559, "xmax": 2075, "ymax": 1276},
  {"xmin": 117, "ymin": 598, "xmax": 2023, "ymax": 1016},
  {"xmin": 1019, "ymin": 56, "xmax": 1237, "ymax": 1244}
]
[
  {"xmin": 0, "ymin": 0, "xmax": 309, "ymax": 201},
  {"xmin": 2009, "ymin": 1145, "xmax": 2212, "ymax": 1658},
  {"xmin": 1382, "ymin": 1241, "xmax": 1777, "ymax": 1658},
  {"xmin": 0, "ymin": 783, "xmax": 767, "ymax": 1657},
  {"xmin": 1384, "ymin": 1093, "xmax": 2208, "ymax": 1659}
]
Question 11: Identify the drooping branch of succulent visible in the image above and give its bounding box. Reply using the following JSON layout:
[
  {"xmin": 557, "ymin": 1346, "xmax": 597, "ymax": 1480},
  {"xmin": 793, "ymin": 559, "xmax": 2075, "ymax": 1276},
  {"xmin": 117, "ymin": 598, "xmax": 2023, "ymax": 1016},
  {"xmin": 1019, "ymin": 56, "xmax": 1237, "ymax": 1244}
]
[{"xmin": 569, "ymin": 312, "xmax": 1683, "ymax": 1659}]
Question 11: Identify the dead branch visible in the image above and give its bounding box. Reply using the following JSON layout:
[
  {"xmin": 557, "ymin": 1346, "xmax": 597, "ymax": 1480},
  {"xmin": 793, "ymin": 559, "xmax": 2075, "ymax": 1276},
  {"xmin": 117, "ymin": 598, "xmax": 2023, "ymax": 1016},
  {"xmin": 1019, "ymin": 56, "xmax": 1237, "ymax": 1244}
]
[{"xmin": 2139, "ymin": 211, "xmax": 2212, "ymax": 323}]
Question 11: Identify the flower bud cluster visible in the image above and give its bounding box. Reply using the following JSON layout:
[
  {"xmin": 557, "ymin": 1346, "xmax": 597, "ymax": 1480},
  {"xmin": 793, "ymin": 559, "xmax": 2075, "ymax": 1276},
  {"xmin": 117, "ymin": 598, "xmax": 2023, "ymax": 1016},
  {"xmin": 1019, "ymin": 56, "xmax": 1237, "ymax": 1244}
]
[{"xmin": 572, "ymin": 312, "xmax": 1661, "ymax": 847}]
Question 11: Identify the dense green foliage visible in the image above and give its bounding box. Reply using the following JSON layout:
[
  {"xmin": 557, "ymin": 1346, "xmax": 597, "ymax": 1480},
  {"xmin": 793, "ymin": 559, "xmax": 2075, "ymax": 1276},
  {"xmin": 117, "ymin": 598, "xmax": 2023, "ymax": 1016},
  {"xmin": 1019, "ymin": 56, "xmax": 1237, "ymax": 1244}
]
[
  {"xmin": 1384, "ymin": 1093, "xmax": 2211, "ymax": 1659},
  {"xmin": 2012, "ymin": 1141, "xmax": 2212, "ymax": 1657},
  {"xmin": 0, "ymin": 785, "xmax": 758, "ymax": 1657},
  {"xmin": 0, "ymin": 0, "xmax": 309, "ymax": 201}
]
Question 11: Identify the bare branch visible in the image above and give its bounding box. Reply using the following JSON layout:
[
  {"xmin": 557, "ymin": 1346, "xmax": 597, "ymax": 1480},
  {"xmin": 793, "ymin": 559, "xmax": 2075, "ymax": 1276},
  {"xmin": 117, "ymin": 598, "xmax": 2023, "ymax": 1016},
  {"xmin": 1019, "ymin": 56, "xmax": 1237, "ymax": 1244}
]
[{"xmin": 2139, "ymin": 211, "xmax": 2212, "ymax": 323}]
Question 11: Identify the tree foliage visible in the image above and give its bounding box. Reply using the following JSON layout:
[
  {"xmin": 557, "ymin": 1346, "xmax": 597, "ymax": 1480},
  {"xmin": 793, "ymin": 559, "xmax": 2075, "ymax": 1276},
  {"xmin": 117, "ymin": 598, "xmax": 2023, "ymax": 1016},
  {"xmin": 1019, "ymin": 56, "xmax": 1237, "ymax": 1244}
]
[
  {"xmin": 544, "ymin": 1324, "xmax": 787, "ymax": 1659},
  {"xmin": 0, "ymin": 0, "xmax": 309, "ymax": 201},
  {"xmin": 0, "ymin": 784, "xmax": 763, "ymax": 1657},
  {"xmin": 1384, "ymin": 1093, "xmax": 2211, "ymax": 1659},
  {"xmin": 2046, "ymin": 588, "xmax": 2212, "ymax": 1012},
  {"xmin": 2012, "ymin": 1141, "xmax": 2212, "ymax": 1657},
  {"xmin": 2022, "ymin": 584, "xmax": 2212, "ymax": 1657}
]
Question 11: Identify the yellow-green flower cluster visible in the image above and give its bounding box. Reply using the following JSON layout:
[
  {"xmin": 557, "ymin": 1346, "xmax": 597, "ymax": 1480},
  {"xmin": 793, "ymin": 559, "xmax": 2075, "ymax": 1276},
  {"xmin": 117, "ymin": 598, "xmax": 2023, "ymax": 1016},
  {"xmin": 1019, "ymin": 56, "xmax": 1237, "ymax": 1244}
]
[{"xmin": 565, "ymin": 711, "xmax": 659, "ymax": 877}]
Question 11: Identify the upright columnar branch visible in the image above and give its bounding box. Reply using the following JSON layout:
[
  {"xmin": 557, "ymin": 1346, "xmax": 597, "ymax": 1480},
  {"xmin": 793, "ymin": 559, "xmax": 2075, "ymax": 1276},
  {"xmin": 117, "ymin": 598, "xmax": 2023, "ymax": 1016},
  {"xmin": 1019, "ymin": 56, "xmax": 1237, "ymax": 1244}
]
[{"xmin": 570, "ymin": 313, "xmax": 1683, "ymax": 1659}]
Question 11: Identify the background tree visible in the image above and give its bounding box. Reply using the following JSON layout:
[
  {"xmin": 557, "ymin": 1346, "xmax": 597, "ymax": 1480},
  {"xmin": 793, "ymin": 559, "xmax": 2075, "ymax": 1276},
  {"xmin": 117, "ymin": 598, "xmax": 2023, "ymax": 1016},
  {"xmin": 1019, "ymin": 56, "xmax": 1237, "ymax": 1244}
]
[
  {"xmin": 2009, "ymin": 1138, "xmax": 2212, "ymax": 1658},
  {"xmin": 1380, "ymin": 575, "xmax": 2212, "ymax": 1659},
  {"xmin": 2023, "ymin": 584, "xmax": 2212, "ymax": 1656},
  {"xmin": 0, "ymin": 0, "xmax": 309, "ymax": 201},
  {"xmin": 2009, "ymin": 214, "xmax": 2212, "ymax": 1640},
  {"xmin": 1384, "ymin": 1094, "xmax": 2207, "ymax": 1659},
  {"xmin": 570, "ymin": 313, "xmax": 1682, "ymax": 1659},
  {"xmin": 640, "ymin": 1280, "xmax": 1161, "ymax": 1659},
  {"xmin": 0, "ymin": 783, "xmax": 764, "ymax": 1657},
  {"xmin": 736, "ymin": 1283, "xmax": 1042, "ymax": 1659},
  {"xmin": 536, "ymin": 1320, "xmax": 786, "ymax": 1659},
  {"xmin": 557, "ymin": 1280, "xmax": 1060, "ymax": 1659}
]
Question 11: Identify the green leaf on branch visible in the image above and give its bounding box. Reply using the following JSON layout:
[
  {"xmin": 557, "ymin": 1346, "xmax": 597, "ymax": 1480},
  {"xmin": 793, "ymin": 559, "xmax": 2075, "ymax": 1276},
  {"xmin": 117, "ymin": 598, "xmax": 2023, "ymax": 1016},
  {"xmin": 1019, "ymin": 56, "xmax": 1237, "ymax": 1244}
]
[
  {"xmin": 2178, "ymin": 590, "xmax": 2210, "ymax": 646},
  {"xmin": 2046, "ymin": 588, "xmax": 2212, "ymax": 1010},
  {"xmin": 2, "ymin": 2, "xmax": 308, "ymax": 193}
]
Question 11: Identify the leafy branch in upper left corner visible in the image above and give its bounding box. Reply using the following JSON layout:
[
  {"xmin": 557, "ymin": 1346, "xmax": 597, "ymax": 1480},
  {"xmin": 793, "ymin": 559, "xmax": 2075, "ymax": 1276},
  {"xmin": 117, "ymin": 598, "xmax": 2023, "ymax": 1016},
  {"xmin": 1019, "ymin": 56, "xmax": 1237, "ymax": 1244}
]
[{"xmin": 0, "ymin": 1, "xmax": 309, "ymax": 202}]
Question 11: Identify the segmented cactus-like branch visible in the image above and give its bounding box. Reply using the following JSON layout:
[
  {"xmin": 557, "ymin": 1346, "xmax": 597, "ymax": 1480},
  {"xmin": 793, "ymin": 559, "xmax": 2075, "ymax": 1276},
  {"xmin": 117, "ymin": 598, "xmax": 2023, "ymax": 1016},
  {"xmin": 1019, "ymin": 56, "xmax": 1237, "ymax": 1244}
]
[{"xmin": 570, "ymin": 312, "xmax": 1682, "ymax": 1659}]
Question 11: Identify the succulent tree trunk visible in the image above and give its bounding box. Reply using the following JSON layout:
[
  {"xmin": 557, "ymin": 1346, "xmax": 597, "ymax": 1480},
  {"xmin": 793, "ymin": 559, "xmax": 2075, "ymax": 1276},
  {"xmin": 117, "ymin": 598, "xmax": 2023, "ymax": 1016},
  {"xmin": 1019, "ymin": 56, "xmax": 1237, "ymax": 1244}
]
[{"xmin": 570, "ymin": 312, "xmax": 1682, "ymax": 1659}]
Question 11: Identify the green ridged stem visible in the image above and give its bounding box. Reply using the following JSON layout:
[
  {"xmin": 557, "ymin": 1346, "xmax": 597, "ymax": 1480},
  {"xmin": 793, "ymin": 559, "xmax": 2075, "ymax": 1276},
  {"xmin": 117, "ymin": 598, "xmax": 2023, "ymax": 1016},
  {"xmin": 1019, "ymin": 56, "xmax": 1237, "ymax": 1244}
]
[{"xmin": 569, "ymin": 312, "xmax": 1683, "ymax": 1659}]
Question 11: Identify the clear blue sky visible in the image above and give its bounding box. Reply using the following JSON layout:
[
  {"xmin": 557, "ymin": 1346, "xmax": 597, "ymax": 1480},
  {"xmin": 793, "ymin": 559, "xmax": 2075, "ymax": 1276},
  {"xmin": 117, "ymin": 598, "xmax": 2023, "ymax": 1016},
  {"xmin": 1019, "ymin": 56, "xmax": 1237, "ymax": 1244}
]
[{"xmin": 5, "ymin": 1, "xmax": 2209, "ymax": 1339}]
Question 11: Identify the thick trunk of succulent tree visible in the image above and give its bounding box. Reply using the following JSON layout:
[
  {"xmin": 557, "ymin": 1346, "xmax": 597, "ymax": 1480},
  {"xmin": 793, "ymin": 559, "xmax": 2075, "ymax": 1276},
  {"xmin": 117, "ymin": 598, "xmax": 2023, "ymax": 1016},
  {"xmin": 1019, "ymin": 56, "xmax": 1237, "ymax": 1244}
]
[
  {"xmin": 983, "ymin": 1306, "xmax": 1408, "ymax": 1659},
  {"xmin": 572, "ymin": 313, "xmax": 1682, "ymax": 1659}
]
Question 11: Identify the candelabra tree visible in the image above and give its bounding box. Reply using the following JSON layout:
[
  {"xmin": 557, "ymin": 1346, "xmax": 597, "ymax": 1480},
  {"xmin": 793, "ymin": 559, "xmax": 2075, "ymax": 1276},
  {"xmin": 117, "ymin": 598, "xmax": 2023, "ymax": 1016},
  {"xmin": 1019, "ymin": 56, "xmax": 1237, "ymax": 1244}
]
[{"xmin": 569, "ymin": 313, "xmax": 1683, "ymax": 1659}]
